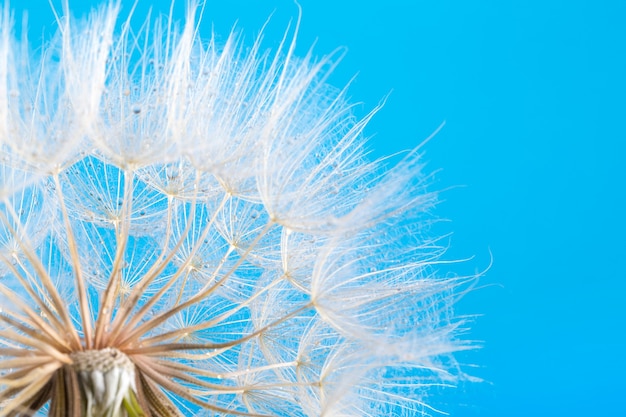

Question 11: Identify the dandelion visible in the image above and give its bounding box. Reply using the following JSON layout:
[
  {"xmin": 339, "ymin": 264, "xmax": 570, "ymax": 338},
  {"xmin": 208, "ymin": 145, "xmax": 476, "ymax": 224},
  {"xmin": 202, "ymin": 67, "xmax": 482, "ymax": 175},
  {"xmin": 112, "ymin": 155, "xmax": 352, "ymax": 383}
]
[{"xmin": 0, "ymin": 2, "xmax": 476, "ymax": 416}]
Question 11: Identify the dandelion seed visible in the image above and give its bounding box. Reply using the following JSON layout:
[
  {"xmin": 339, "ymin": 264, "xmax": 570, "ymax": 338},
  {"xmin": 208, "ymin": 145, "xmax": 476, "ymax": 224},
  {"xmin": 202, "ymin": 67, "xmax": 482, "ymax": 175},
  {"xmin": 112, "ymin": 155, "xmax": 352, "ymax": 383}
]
[{"xmin": 0, "ymin": 2, "xmax": 477, "ymax": 416}]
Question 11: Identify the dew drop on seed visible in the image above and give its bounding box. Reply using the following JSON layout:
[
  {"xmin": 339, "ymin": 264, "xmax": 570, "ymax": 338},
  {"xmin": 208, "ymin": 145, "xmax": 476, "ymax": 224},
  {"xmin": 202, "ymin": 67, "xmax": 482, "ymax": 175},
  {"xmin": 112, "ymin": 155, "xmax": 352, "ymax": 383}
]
[{"xmin": 132, "ymin": 104, "xmax": 141, "ymax": 115}]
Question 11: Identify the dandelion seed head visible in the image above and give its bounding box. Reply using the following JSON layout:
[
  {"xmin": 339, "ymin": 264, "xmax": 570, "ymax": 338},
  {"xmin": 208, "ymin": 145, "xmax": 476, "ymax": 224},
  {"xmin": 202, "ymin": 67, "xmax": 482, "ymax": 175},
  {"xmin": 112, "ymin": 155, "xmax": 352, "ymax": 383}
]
[{"xmin": 0, "ymin": 2, "xmax": 478, "ymax": 416}]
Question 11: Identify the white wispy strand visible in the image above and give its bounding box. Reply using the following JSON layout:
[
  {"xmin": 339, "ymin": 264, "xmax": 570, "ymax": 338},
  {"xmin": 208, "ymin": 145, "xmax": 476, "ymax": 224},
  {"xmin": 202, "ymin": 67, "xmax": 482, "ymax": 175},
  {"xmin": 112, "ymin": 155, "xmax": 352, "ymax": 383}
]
[{"xmin": 0, "ymin": 2, "xmax": 477, "ymax": 416}]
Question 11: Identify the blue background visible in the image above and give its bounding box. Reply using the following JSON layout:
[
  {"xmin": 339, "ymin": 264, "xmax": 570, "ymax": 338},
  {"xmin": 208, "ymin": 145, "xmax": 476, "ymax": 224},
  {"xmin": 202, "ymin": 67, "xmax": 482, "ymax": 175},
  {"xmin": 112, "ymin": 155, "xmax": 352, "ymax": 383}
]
[{"xmin": 13, "ymin": 0, "xmax": 626, "ymax": 415}]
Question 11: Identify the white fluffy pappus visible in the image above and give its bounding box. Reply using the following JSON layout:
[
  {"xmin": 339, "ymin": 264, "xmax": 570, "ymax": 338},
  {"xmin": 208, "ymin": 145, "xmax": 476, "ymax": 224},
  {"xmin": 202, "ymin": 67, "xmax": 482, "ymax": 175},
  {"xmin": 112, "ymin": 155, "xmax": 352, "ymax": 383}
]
[{"xmin": 0, "ymin": 1, "xmax": 478, "ymax": 416}]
